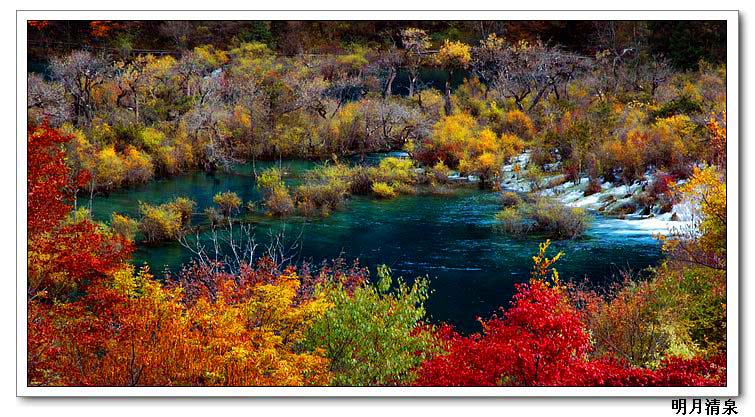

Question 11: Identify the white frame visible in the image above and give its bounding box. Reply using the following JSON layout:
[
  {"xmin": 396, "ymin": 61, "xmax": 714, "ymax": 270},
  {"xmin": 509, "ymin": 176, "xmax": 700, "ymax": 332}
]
[{"xmin": 15, "ymin": 9, "xmax": 740, "ymax": 397}]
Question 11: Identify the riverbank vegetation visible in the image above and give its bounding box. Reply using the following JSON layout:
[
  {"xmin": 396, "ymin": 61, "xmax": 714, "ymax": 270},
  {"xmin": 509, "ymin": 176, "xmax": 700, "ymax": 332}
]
[
  {"xmin": 29, "ymin": 19, "xmax": 727, "ymax": 235},
  {"xmin": 137, "ymin": 197, "xmax": 195, "ymax": 242},
  {"xmin": 29, "ymin": 21, "xmax": 725, "ymax": 198},
  {"xmin": 262, "ymin": 156, "xmax": 419, "ymax": 217},
  {"xmin": 495, "ymin": 192, "xmax": 590, "ymax": 239},
  {"xmin": 27, "ymin": 119, "xmax": 727, "ymax": 386},
  {"xmin": 27, "ymin": 20, "xmax": 728, "ymax": 387}
]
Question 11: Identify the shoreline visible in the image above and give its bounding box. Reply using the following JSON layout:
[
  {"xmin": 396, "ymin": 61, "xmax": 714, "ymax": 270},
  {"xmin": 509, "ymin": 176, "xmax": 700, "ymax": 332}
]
[{"xmin": 500, "ymin": 150, "xmax": 697, "ymax": 237}]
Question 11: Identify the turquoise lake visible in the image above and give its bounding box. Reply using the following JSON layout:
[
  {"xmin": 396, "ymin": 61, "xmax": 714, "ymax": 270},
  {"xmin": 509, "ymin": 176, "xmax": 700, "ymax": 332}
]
[{"xmin": 91, "ymin": 158, "xmax": 663, "ymax": 332}]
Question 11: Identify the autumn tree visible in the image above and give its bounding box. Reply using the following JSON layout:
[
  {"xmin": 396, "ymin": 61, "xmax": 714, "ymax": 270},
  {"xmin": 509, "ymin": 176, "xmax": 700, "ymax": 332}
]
[
  {"xmin": 27, "ymin": 122, "xmax": 133, "ymax": 299},
  {"xmin": 50, "ymin": 51, "xmax": 110, "ymax": 125},
  {"xmin": 371, "ymin": 47, "xmax": 404, "ymax": 99},
  {"xmin": 475, "ymin": 36, "xmax": 587, "ymax": 112},
  {"xmin": 667, "ymin": 166, "xmax": 727, "ymax": 270},
  {"xmin": 113, "ymin": 56, "xmax": 149, "ymax": 123},
  {"xmin": 27, "ymin": 74, "xmax": 71, "ymax": 126},
  {"xmin": 640, "ymin": 56, "xmax": 673, "ymax": 98},
  {"xmin": 399, "ymin": 28, "xmax": 431, "ymax": 98},
  {"xmin": 707, "ymin": 111, "xmax": 727, "ymax": 168},
  {"xmin": 436, "ymin": 40, "xmax": 472, "ymax": 115},
  {"xmin": 592, "ymin": 21, "xmax": 649, "ymax": 94},
  {"xmin": 159, "ymin": 21, "xmax": 194, "ymax": 49},
  {"xmin": 29, "ymin": 261, "xmax": 336, "ymax": 386}
]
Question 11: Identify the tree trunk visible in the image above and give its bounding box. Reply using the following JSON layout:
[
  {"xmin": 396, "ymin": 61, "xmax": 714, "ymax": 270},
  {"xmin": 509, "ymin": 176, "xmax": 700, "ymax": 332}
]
[
  {"xmin": 444, "ymin": 75, "xmax": 453, "ymax": 116},
  {"xmin": 527, "ymin": 84, "xmax": 552, "ymax": 113},
  {"xmin": 135, "ymin": 94, "xmax": 140, "ymax": 123},
  {"xmin": 383, "ymin": 68, "xmax": 396, "ymax": 99},
  {"xmin": 408, "ymin": 73, "xmax": 417, "ymax": 98}
]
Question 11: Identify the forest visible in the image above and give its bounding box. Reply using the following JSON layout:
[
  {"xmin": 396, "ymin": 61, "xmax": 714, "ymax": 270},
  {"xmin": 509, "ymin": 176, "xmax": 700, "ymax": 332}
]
[{"xmin": 27, "ymin": 20, "xmax": 727, "ymax": 387}]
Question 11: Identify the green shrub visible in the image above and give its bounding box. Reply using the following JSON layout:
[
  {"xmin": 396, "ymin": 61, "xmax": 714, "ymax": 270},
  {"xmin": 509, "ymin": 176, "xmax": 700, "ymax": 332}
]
[
  {"xmin": 266, "ymin": 186, "xmax": 295, "ymax": 217},
  {"xmin": 583, "ymin": 264, "xmax": 726, "ymax": 366},
  {"xmin": 495, "ymin": 197, "xmax": 589, "ymax": 239},
  {"xmin": 136, "ymin": 197, "xmax": 195, "ymax": 242},
  {"xmin": 659, "ymin": 266, "xmax": 727, "ymax": 354},
  {"xmin": 138, "ymin": 127, "xmax": 166, "ymax": 151},
  {"xmin": 651, "ymin": 95, "xmax": 703, "ymax": 119},
  {"xmin": 374, "ymin": 157, "xmax": 415, "ymax": 185},
  {"xmin": 213, "ymin": 191, "xmax": 242, "ymax": 216},
  {"xmin": 584, "ymin": 276, "xmax": 676, "ymax": 366},
  {"xmin": 257, "ymin": 167, "xmax": 295, "ymax": 216},
  {"xmin": 111, "ymin": 213, "xmax": 139, "ymax": 241},
  {"xmin": 500, "ymin": 191, "xmax": 522, "ymax": 208},
  {"xmin": 113, "ymin": 123, "xmax": 142, "ymax": 146},
  {"xmin": 65, "ymin": 207, "xmax": 92, "ymax": 224},
  {"xmin": 371, "ymin": 182, "xmax": 397, "ymax": 199},
  {"xmin": 295, "ymin": 164, "xmax": 353, "ymax": 216},
  {"xmin": 304, "ymin": 265, "xmax": 437, "ymax": 386}
]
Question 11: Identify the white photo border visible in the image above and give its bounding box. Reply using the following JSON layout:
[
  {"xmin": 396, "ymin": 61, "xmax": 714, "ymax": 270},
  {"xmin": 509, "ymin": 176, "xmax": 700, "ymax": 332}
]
[{"xmin": 15, "ymin": 9, "xmax": 740, "ymax": 397}]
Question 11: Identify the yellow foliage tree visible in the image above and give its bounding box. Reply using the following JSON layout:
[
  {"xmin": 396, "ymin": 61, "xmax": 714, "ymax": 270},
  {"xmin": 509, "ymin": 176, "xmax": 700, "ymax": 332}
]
[
  {"xmin": 670, "ymin": 166, "xmax": 726, "ymax": 269},
  {"xmin": 436, "ymin": 40, "xmax": 472, "ymax": 115},
  {"xmin": 95, "ymin": 145, "xmax": 126, "ymax": 190}
]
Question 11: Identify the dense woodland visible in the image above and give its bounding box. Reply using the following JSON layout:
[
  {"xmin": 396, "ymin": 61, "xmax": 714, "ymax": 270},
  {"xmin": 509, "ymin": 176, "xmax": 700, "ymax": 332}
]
[{"xmin": 27, "ymin": 20, "xmax": 727, "ymax": 387}]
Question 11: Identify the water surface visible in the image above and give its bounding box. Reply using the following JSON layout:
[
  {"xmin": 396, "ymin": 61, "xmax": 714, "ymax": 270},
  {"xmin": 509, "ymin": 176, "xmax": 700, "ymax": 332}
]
[{"xmin": 92, "ymin": 160, "xmax": 662, "ymax": 332}]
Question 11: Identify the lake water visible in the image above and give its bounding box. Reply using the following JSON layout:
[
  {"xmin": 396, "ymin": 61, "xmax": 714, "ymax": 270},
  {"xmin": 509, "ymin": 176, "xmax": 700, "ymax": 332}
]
[{"xmin": 91, "ymin": 158, "xmax": 662, "ymax": 332}]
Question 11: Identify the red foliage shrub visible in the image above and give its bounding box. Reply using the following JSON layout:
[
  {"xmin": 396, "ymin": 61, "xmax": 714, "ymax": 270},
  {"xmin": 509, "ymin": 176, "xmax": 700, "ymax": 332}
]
[
  {"xmin": 415, "ymin": 279, "xmax": 725, "ymax": 387},
  {"xmin": 563, "ymin": 161, "xmax": 580, "ymax": 183},
  {"xmin": 585, "ymin": 178, "xmax": 602, "ymax": 196},
  {"xmin": 650, "ymin": 171, "xmax": 676, "ymax": 197},
  {"xmin": 414, "ymin": 139, "xmax": 463, "ymax": 168},
  {"xmin": 27, "ymin": 122, "xmax": 81, "ymax": 236},
  {"xmin": 415, "ymin": 280, "xmax": 592, "ymax": 386},
  {"xmin": 27, "ymin": 123, "xmax": 133, "ymax": 298}
]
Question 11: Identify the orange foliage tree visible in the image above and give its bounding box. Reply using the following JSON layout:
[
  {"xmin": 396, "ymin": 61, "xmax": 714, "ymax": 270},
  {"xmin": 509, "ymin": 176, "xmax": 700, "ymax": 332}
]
[
  {"xmin": 27, "ymin": 122, "xmax": 133, "ymax": 299},
  {"xmin": 27, "ymin": 123, "xmax": 333, "ymax": 386},
  {"xmin": 29, "ymin": 262, "xmax": 334, "ymax": 386}
]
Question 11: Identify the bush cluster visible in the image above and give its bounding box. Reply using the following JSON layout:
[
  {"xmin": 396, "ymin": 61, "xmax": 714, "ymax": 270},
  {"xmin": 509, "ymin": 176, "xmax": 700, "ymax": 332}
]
[{"xmin": 495, "ymin": 196, "xmax": 590, "ymax": 239}]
